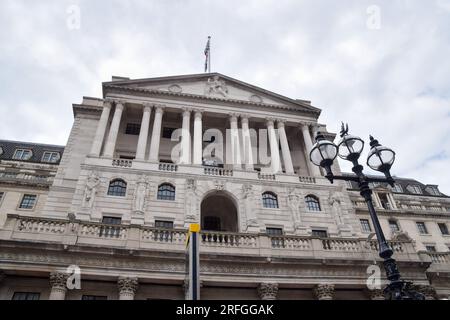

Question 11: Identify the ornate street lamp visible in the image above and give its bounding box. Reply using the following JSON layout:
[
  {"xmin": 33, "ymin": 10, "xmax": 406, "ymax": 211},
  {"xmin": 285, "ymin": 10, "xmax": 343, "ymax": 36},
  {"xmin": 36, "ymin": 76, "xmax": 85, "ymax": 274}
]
[{"xmin": 309, "ymin": 123, "xmax": 424, "ymax": 300}]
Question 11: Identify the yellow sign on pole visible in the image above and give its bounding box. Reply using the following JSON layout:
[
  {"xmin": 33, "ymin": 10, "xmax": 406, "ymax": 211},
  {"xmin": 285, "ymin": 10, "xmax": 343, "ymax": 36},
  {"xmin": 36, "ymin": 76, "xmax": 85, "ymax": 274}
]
[{"xmin": 186, "ymin": 223, "xmax": 201, "ymax": 248}]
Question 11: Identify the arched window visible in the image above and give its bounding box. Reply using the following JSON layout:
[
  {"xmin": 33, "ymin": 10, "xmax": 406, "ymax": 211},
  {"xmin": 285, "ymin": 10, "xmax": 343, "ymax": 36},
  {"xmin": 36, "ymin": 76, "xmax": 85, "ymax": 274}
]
[
  {"xmin": 305, "ymin": 195, "xmax": 321, "ymax": 211},
  {"xmin": 107, "ymin": 179, "xmax": 127, "ymax": 197},
  {"xmin": 262, "ymin": 192, "xmax": 279, "ymax": 208},
  {"xmin": 157, "ymin": 183, "xmax": 176, "ymax": 201}
]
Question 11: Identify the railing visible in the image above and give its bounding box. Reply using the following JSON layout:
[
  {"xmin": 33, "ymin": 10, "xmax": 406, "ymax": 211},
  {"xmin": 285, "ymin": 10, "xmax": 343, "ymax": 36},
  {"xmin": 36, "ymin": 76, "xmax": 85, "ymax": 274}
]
[
  {"xmin": 258, "ymin": 173, "xmax": 275, "ymax": 180},
  {"xmin": 368, "ymin": 240, "xmax": 405, "ymax": 253},
  {"xmin": 79, "ymin": 223, "xmax": 128, "ymax": 239},
  {"xmin": 141, "ymin": 228, "xmax": 186, "ymax": 244},
  {"xmin": 204, "ymin": 167, "xmax": 233, "ymax": 176},
  {"xmin": 322, "ymin": 238, "xmax": 360, "ymax": 251},
  {"xmin": 427, "ymin": 252, "xmax": 450, "ymax": 264},
  {"xmin": 299, "ymin": 176, "xmax": 316, "ymax": 184},
  {"xmin": 16, "ymin": 217, "xmax": 67, "ymax": 234},
  {"xmin": 201, "ymin": 231, "xmax": 257, "ymax": 248},
  {"xmin": 159, "ymin": 163, "xmax": 178, "ymax": 172},
  {"xmin": 112, "ymin": 159, "xmax": 133, "ymax": 168},
  {"xmin": 270, "ymin": 236, "xmax": 311, "ymax": 250}
]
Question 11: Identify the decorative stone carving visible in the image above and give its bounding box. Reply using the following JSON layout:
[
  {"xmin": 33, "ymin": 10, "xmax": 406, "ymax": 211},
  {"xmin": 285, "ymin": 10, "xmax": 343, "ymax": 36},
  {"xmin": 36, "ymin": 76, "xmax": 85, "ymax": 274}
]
[
  {"xmin": 313, "ymin": 284, "xmax": 335, "ymax": 300},
  {"xmin": 369, "ymin": 289, "xmax": 386, "ymax": 300},
  {"xmin": 168, "ymin": 84, "xmax": 182, "ymax": 93},
  {"xmin": 185, "ymin": 179, "xmax": 198, "ymax": 222},
  {"xmin": 133, "ymin": 175, "xmax": 148, "ymax": 213},
  {"xmin": 287, "ymin": 188, "xmax": 301, "ymax": 225},
  {"xmin": 49, "ymin": 271, "xmax": 69, "ymax": 300},
  {"xmin": 249, "ymin": 94, "xmax": 263, "ymax": 103},
  {"xmin": 258, "ymin": 282, "xmax": 278, "ymax": 300},
  {"xmin": 117, "ymin": 276, "xmax": 139, "ymax": 300},
  {"xmin": 242, "ymin": 184, "xmax": 259, "ymax": 228},
  {"xmin": 329, "ymin": 193, "xmax": 344, "ymax": 225},
  {"xmin": 82, "ymin": 171, "xmax": 100, "ymax": 208},
  {"xmin": 213, "ymin": 179, "xmax": 225, "ymax": 191},
  {"xmin": 205, "ymin": 75, "xmax": 228, "ymax": 97}
]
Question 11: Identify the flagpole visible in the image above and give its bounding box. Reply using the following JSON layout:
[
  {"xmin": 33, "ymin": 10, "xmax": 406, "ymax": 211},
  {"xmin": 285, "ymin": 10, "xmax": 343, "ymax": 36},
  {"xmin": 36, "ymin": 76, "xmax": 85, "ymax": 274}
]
[{"xmin": 208, "ymin": 36, "xmax": 211, "ymax": 73}]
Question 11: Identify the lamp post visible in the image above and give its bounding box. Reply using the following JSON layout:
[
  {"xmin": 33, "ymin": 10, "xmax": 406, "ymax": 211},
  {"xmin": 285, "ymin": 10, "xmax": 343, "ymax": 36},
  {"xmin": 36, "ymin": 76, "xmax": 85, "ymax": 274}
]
[{"xmin": 309, "ymin": 123, "xmax": 424, "ymax": 300}]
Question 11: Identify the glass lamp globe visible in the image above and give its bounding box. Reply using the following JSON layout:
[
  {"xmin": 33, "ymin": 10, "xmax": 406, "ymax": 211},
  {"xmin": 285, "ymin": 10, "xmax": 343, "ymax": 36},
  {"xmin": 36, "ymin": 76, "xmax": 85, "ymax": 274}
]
[
  {"xmin": 310, "ymin": 133, "xmax": 338, "ymax": 167},
  {"xmin": 367, "ymin": 136, "xmax": 396, "ymax": 172},
  {"xmin": 337, "ymin": 134, "xmax": 365, "ymax": 161}
]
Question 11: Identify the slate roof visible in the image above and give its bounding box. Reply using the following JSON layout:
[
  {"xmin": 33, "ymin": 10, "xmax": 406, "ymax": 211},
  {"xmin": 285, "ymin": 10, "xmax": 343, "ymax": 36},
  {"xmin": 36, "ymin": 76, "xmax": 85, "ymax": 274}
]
[
  {"xmin": 342, "ymin": 173, "xmax": 448, "ymax": 198},
  {"xmin": 0, "ymin": 140, "xmax": 65, "ymax": 165}
]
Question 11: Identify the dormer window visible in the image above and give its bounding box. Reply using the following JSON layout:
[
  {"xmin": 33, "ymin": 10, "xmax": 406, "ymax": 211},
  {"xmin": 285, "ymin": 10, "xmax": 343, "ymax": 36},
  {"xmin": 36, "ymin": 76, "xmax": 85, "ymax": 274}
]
[
  {"xmin": 426, "ymin": 186, "xmax": 441, "ymax": 196},
  {"xmin": 12, "ymin": 149, "xmax": 32, "ymax": 161},
  {"xmin": 391, "ymin": 183, "xmax": 403, "ymax": 193},
  {"xmin": 409, "ymin": 185, "xmax": 423, "ymax": 195},
  {"xmin": 42, "ymin": 151, "xmax": 60, "ymax": 163}
]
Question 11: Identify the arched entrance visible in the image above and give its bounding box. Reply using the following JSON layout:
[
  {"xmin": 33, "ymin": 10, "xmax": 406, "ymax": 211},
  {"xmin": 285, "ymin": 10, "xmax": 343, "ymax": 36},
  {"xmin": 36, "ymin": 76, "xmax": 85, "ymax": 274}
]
[{"xmin": 200, "ymin": 191, "xmax": 238, "ymax": 232}]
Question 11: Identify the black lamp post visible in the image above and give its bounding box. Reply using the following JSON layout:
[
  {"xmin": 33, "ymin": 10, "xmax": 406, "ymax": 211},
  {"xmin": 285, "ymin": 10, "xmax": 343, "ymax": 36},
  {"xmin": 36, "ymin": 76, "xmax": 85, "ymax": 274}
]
[{"xmin": 309, "ymin": 123, "xmax": 424, "ymax": 300}]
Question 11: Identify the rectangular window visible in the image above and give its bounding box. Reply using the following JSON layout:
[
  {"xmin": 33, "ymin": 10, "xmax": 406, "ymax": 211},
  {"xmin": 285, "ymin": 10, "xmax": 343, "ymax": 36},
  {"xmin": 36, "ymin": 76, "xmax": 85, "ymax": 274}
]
[
  {"xmin": 389, "ymin": 220, "xmax": 400, "ymax": 233},
  {"xmin": 42, "ymin": 151, "xmax": 60, "ymax": 163},
  {"xmin": 312, "ymin": 230, "xmax": 328, "ymax": 238},
  {"xmin": 162, "ymin": 127, "xmax": 177, "ymax": 139},
  {"xmin": 102, "ymin": 217, "xmax": 122, "ymax": 225},
  {"xmin": 391, "ymin": 184, "xmax": 403, "ymax": 193},
  {"xmin": 125, "ymin": 123, "xmax": 141, "ymax": 135},
  {"xmin": 19, "ymin": 194, "xmax": 37, "ymax": 209},
  {"xmin": 266, "ymin": 227, "xmax": 283, "ymax": 236},
  {"xmin": 425, "ymin": 245, "xmax": 436, "ymax": 252},
  {"xmin": 100, "ymin": 216, "xmax": 122, "ymax": 238},
  {"xmin": 378, "ymin": 193, "xmax": 392, "ymax": 210},
  {"xmin": 360, "ymin": 219, "xmax": 372, "ymax": 233},
  {"xmin": 155, "ymin": 220, "xmax": 174, "ymax": 229},
  {"xmin": 12, "ymin": 149, "xmax": 32, "ymax": 160},
  {"xmin": 416, "ymin": 222, "xmax": 428, "ymax": 235},
  {"xmin": 411, "ymin": 185, "xmax": 423, "ymax": 194},
  {"xmin": 12, "ymin": 292, "xmax": 40, "ymax": 300},
  {"xmin": 438, "ymin": 223, "xmax": 449, "ymax": 235},
  {"xmin": 82, "ymin": 295, "xmax": 107, "ymax": 300}
]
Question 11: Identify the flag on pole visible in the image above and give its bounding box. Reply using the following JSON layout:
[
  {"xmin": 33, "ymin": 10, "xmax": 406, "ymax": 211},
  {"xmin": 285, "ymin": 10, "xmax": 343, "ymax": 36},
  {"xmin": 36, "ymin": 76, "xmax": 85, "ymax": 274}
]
[{"xmin": 204, "ymin": 36, "xmax": 211, "ymax": 73}]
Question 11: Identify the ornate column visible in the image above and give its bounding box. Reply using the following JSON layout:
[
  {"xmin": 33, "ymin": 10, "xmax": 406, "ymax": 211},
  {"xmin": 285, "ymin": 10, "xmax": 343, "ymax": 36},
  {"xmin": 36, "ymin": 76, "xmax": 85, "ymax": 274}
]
[
  {"xmin": 313, "ymin": 284, "xmax": 335, "ymax": 300},
  {"xmin": 369, "ymin": 289, "xmax": 386, "ymax": 300},
  {"xmin": 277, "ymin": 120, "xmax": 294, "ymax": 174},
  {"xmin": 135, "ymin": 103, "xmax": 152, "ymax": 160},
  {"xmin": 241, "ymin": 116, "xmax": 254, "ymax": 171},
  {"xmin": 266, "ymin": 118, "xmax": 281, "ymax": 174},
  {"xmin": 89, "ymin": 99, "xmax": 112, "ymax": 157},
  {"xmin": 49, "ymin": 271, "xmax": 68, "ymax": 300},
  {"xmin": 103, "ymin": 101, "xmax": 125, "ymax": 158},
  {"xmin": 258, "ymin": 282, "xmax": 278, "ymax": 300},
  {"xmin": 300, "ymin": 123, "xmax": 321, "ymax": 176},
  {"xmin": 193, "ymin": 109, "xmax": 203, "ymax": 165},
  {"xmin": 118, "ymin": 276, "xmax": 139, "ymax": 300},
  {"xmin": 229, "ymin": 114, "xmax": 242, "ymax": 169},
  {"xmin": 148, "ymin": 105, "xmax": 164, "ymax": 162},
  {"xmin": 180, "ymin": 108, "xmax": 192, "ymax": 164}
]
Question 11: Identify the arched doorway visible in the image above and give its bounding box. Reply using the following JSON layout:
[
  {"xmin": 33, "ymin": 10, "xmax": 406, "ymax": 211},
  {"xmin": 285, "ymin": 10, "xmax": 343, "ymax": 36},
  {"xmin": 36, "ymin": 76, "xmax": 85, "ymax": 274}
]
[{"xmin": 200, "ymin": 191, "xmax": 238, "ymax": 232}]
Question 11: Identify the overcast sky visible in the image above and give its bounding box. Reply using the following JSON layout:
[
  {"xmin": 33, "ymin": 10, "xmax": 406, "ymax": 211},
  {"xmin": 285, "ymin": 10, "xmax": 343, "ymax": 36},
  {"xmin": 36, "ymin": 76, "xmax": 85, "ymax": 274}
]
[{"xmin": 0, "ymin": 0, "xmax": 449, "ymax": 193}]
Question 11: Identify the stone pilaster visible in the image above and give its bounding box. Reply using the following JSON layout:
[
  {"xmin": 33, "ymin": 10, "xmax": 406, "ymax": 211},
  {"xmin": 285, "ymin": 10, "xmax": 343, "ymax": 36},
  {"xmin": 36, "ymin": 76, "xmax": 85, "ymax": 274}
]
[
  {"xmin": 89, "ymin": 99, "xmax": 112, "ymax": 157},
  {"xmin": 258, "ymin": 282, "xmax": 278, "ymax": 300},
  {"xmin": 313, "ymin": 284, "xmax": 335, "ymax": 300},
  {"xmin": 49, "ymin": 271, "xmax": 69, "ymax": 300},
  {"xmin": 118, "ymin": 276, "xmax": 139, "ymax": 300}
]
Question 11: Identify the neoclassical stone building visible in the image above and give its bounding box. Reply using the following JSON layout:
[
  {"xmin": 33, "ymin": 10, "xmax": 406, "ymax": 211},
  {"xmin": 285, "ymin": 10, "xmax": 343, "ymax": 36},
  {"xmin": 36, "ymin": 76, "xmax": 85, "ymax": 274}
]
[{"xmin": 0, "ymin": 73, "xmax": 448, "ymax": 300}]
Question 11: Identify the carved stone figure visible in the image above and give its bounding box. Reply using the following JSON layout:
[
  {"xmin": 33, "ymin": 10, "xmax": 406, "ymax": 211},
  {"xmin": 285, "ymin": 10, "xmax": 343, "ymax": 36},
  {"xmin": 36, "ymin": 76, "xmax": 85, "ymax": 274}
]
[
  {"xmin": 133, "ymin": 175, "xmax": 147, "ymax": 213},
  {"xmin": 185, "ymin": 179, "xmax": 198, "ymax": 222},
  {"xmin": 243, "ymin": 184, "xmax": 258, "ymax": 227},
  {"xmin": 329, "ymin": 193, "xmax": 344, "ymax": 225},
  {"xmin": 287, "ymin": 188, "xmax": 302, "ymax": 227},
  {"xmin": 214, "ymin": 179, "xmax": 225, "ymax": 191},
  {"xmin": 82, "ymin": 171, "xmax": 100, "ymax": 208},
  {"xmin": 205, "ymin": 75, "xmax": 228, "ymax": 97}
]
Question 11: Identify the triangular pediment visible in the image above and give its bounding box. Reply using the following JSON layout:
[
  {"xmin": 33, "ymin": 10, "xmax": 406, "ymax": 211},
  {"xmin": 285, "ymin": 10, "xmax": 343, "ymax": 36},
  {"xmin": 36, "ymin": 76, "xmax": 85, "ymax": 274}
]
[{"xmin": 103, "ymin": 73, "xmax": 320, "ymax": 114}]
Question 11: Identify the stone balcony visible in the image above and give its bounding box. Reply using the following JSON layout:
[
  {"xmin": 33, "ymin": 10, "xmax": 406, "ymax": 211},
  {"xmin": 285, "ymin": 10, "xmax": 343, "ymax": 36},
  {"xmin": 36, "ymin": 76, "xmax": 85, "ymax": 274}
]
[
  {"xmin": 0, "ymin": 214, "xmax": 426, "ymax": 265},
  {"xmin": 84, "ymin": 156, "xmax": 322, "ymax": 185}
]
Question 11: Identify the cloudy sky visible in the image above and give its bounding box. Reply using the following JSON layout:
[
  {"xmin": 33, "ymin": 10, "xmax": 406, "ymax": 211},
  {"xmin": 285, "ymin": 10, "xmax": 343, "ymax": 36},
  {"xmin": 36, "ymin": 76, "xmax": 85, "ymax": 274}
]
[{"xmin": 0, "ymin": 0, "xmax": 449, "ymax": 193}]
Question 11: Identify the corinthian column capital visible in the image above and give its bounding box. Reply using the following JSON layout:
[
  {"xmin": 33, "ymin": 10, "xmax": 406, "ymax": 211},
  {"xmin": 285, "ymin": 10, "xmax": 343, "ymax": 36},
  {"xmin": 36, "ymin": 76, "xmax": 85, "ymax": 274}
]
[
  {"xmin": 314, "ymin": 284, "xmax": 335, "ymax": 300},
  {"xmin": 258, "ymin": 282, "xmax": 278, "ymax": 300},
  {"xmin": 118, "ymin": 276, "xmax": 139, "ymax": 299},
  {"xmin": 50, "ymin": 271, "xmax": 69, "ymax": 290}
]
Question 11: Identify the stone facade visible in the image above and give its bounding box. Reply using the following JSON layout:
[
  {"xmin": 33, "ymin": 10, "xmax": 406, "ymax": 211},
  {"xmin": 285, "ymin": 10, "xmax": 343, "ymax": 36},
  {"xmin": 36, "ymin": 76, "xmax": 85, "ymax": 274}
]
[{"xmin": 0, "ymin": 73, "xmax": 449, "ymax": 300}]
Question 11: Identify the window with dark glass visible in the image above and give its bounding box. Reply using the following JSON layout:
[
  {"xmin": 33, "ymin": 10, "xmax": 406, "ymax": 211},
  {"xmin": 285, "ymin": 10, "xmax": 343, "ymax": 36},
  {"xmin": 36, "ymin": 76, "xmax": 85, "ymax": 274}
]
[
  {"xmin": 203, "ymin": 216, "xmax": 221, "ymax": 231},
  {"xmin": 262, "ymin": 192, "xmax": 279, "ymax": 208},
  {"xmin": 42, "ymin": 151, "xmax": 60, "ymax": 163},
  {"xmin": 425, "ymin": 246, "xmax": 436, "ymax": 252},
  {"xmin": 125, "ymin": 123, "xmax": 141, "ymax": 135},
  {"xmin": 305, "ymin": 195, "xmax": 321, "ymax": 211},
  {"xmin": 0, "ymin": 191, "xmax": 4, "ymax": 203},
  {"xmin": 19, "ymin": 194, "xmax": 37, "ymax": 209},
  {"xmin": 100, "ymin": 216, "xmax": 122, "ymax": 238},
  {"xmin": 360, "ymin": 219, "xmax": 372, "ymax": 233},
  {"xmin": 12, "ymin": 292, "xmax": 40, "ymax": 300},
  {"xmin": 12, "ymin": 149, "xmax": 32, "ymax": 160},
  {"xmin": 312, "ymin": 230, "xmax": 328, "ymax": 238},
  {"xmin": 107, "ymin": 179, "xmax": 127, "ymax": 197},
  {"xmin": 162, "ymin": 127, "xmax": 176, "ymax": 139},
  {"xmin": 410, "ymin": 185, "xmax": 423, "ymax": 194},
  {"xmin": 266, "ymin": 227, "xmax": 283, "ymax": 236},
  {"xmin": 416, "ymin": 222, "xmax": 428, "ymax": 234},
  {"xmin": 391, "ymin": 184, "xmax": 403, "ymax": 193},
  {"xmin": 157, "ymin": 184, "xmax": 176, "ymax": 201},
  {"xmin": 389, "ymin": 220, "xmax": 400, "ymax": 233},
  {"xmin": 82, "ymin": 295, "xmax": 107, "ymax": 300},
  {"xmin": 155, "ymin": 220, "xmax": 174, "ymax": 229},
  {"xmin": 438, "ymin": 223, "xmax": 449, "ymax": 235}
]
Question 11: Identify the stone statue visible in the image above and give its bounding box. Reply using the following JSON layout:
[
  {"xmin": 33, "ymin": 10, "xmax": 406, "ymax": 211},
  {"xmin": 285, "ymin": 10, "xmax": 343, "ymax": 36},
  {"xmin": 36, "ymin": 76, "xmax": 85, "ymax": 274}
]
[
  {"xmin": 287, "ymin": 188, "xmax": 302, "ymax": 227},
  {"xmin": 243, "ymin": 184, "xmax": 259, "ymax": 227},
  {"xmin": 329, "ymin": 193, "xmax": 344, "ymax": 225},
  {"xmin": 133, "ymin": 175, "xmax": 147, "ymax": 213},
  {"xmin": 185, "ymin": 179, "xmax": 198, "ymax": 222},
  {"xmin": 82, "ymin": 171, "xmax": 100, "ymax": 208},
  {"xmin": 205, "ymin": 75, "xmax": 228, "ymax": 97}
]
